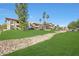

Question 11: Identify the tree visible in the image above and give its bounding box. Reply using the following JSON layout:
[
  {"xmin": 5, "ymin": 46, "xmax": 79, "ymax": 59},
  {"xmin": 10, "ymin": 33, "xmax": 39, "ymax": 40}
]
[
  {"xmin": 68, "ymin": 21, "xmax": 77, "ymax": 29},
  {"xmin": 42, "ymin": 12, "xmax": 49, "ymax": 24},
  {"xmin": 39, "ymin": 19, "xmax": 42, "ymax": 24},
  {"xmin": 0, "ymin": 24, "xmax": 7, "ymax": 31},
  {"xmin": 19, "ymin": 20, "xmax": 28, "ymax": 31},
  {"xmin": 2, "ymin": 24, "xmax": 7, "ymax": 29},
  {"xmin": 46, "ymin": 14, "xmax": 49, "ymax": 20},
  {"xmin": 43, "ymin": 12, "xmax": 46, "ymax": 19},
  {"xmin": 76, "ymin": 19, "xmax": 79, "ymax": 27},
  {"xmin": 55, "ymin": 25, "xmax": 60, "ymax": 30},
  {"xmin": 0, "ymin": 25, "xmax": 2, "ymax": 31},
  {"xmin": 15, "ymin": 3, "xmax": 28, "ymax": 30},
  {"xmin": 42, "ymin": 12, "xmax": 50, "ymax": 30}
]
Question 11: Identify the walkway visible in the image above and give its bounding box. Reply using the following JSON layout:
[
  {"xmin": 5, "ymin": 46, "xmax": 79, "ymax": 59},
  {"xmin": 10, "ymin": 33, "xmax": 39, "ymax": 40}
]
[{"xmin": 0, "ymin": 31, "xmax": 65, "ymax": 55}]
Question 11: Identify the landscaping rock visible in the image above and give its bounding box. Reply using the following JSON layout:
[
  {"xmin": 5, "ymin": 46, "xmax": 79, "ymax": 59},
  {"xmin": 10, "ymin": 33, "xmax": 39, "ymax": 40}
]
[{"xmin": 0, "ymin": 31, "xmax": 65, "ymax": 55}]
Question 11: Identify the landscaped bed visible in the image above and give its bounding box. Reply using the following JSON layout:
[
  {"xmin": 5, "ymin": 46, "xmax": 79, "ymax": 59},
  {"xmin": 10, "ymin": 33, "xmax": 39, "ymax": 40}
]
[
  {"xmin": 5, "ymin": 31, "xmax": 79, "ymax": 56},
  {"xmin": 0, "ymin": 30, "xmax": 54, "ymax": 40}
]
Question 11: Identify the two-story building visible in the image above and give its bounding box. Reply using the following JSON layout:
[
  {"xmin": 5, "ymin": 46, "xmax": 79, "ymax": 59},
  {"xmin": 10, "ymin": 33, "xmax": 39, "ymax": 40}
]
[{"xmin": 5, "ymin": 18, "xmax": 20, "ymax": 30}]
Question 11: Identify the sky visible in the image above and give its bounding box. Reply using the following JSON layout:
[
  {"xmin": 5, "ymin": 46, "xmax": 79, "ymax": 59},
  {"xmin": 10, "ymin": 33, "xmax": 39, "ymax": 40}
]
[{"xmin": 0, "ymin": 3, "xmax": 79, "ymax": 27}]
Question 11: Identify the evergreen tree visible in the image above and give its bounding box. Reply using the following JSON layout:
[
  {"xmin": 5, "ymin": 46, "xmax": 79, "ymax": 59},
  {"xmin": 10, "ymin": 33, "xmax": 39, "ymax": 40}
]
[{"xmin": 15, "ymin": 3, "xmax": 28, "ymax": 30}]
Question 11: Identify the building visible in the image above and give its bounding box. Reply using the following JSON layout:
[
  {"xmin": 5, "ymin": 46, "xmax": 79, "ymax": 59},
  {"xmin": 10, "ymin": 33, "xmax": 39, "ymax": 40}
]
[
  {"xmin": 5, "ymin": 18, "xmax": 55, "ymax": 30},
  {"xmin": 5, "ymin": 18, "xmax": 20, "ymax": 30},
  {"xmin": 28, "ymin": 22, "xmax": 55, "ymax": 30}
]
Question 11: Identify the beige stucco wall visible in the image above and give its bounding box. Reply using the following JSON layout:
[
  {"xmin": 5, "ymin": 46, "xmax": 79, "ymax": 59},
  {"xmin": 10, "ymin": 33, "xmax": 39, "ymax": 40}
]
[{"xmin": 6, "ymin": 20, "xmax": 19, "ymax": 30}]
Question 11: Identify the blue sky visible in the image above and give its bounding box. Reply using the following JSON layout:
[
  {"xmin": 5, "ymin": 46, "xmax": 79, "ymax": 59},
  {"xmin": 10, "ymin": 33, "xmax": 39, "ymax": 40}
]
[{"xmin": 0, "ymin": 3, "xmax": 79, "ymax": 26}]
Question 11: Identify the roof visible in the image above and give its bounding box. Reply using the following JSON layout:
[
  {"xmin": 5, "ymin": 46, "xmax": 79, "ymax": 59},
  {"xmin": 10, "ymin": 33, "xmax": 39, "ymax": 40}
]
[
  {"xmin": 5, "ymin": 18, "xmax": 17, "ymax": 21},
  {"xmin": 5, "ymin": 18, "xmax": 19, "ymax": 23}
]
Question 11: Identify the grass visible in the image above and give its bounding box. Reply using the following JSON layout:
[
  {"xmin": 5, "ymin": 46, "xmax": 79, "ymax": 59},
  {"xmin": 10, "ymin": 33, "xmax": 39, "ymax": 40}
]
[
  {"xmin": 0, "ymin": 30, "xmax": 54, "ymax": 40},
  {"xmin": 5, "ymin": 31, "xmax": 79, "ymax": 56}
]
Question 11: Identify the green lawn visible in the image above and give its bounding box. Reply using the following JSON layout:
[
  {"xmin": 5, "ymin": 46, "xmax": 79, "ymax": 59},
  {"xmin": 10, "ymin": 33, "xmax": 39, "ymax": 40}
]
[
  {"xmin": 0, "ymin": 30, "xmax": 54, "ymax": 40},
  {"xmin": 6, "ymin": 31, "xmax": 79, "ymax": 56}
]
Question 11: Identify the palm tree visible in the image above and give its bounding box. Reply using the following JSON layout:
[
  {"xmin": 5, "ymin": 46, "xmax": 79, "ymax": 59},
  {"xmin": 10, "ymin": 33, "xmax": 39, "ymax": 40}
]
[
  {"xmin": 43, "ymin": 12, "xmax": 46, "ymax": 24},
  {"xmin": 46, "ymin": 14, "xmax": 49, "ymax": 19},
  {"xmin": 42, "ymin": 12, "xmax": 49, "ymax": 24},
  {"xmin": 39, "ymin": 19, "xmax": 42, "ymax": 24},
  {"xmin": 42, "ymin": 12, "xmax": 49, "ymax": 30},
  {"xmin": 46, "ymin": 14, "xmax": 49, "ymax": 22}
]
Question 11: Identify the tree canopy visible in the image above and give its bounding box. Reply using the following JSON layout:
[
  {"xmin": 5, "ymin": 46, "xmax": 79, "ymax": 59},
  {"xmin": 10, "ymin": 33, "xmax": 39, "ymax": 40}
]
[
  {"xmin": 68, "ymin": 19, "xmax": 79, "ymax": 29},
  {"xmin": 15, "ymin": 3, "xmax": 28, "ymax": 31}
]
